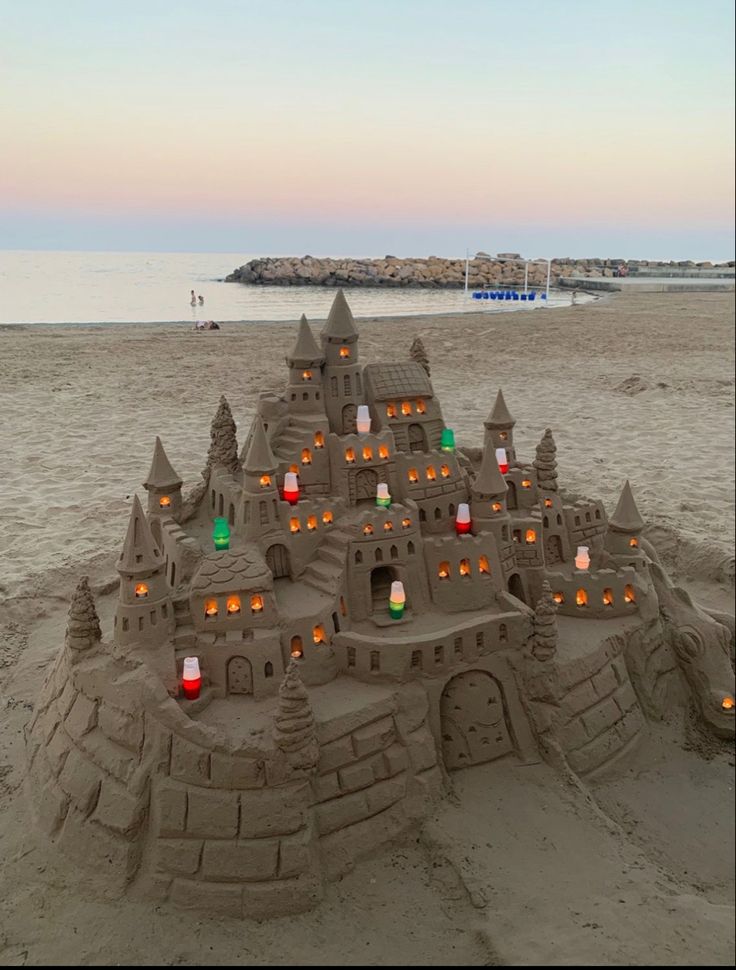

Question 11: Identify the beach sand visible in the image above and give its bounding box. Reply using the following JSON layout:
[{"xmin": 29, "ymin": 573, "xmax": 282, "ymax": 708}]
[{"xmin": 0, "ymin": 290, "xmax": 733, "ymax": 965}]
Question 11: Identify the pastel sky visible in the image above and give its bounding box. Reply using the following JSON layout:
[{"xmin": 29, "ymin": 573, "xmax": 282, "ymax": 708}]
[{"xmin": 1, "ymin": 0, "xmax": 734, "ymax": 258}]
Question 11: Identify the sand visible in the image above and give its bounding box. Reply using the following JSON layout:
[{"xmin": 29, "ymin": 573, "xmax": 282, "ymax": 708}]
[{"xmin": 0, "ymin": 290, "xmax": 733, "ymax": 965}]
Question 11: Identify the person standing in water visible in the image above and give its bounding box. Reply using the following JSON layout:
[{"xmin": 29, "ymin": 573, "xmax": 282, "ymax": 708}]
[
  {"xmin": 190, "ymin": 290, "xmax": 197, "ymax": 307},
  {"xmin": 198, "ymin": 294, "xmax": 205, "ymax": 306}
]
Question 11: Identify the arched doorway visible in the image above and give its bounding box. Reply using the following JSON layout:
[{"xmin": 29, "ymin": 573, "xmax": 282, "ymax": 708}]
[
  {"xmin": 545, "ymin": 534, "xmax": 563, "ymax": 565},
  {"xmin": 227, "ymin": 656, "xmax": 253, "ymax": 695},
  {"xmin": 507, "ymin": 572, "xmax": 525, "ymax": 604},
  {"xmin": 371, "ymin": 565, "xmax": 398, "ymax": 613},
  {"xmin": 408, "ymin": 423, "xmax": 427, "ymax": 452},
  {"xmin": 506, "ymin": 480, "xmax": 517, "ymax": 510},
  {"xmin": 440, "ymin": 670, "xmax": 513, "ymax": 770},
  {"xmin": 355, "ymin": 467, "xmax": 378, "ymax": 501},
  {"xmin": 266, "ymin": 544, "xmax": 290, "ymax": 579},
  {"xmin": 342, "ymin": 403, "xmax": 358, "ymax": 434}
]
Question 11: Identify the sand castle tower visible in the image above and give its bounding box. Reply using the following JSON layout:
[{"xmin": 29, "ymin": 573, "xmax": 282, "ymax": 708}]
[
  {"xmin": 65, "ymin": 575, "xmax": 102, "ymax": 663},
  {"xmin": 286, "ymin": 314, "xmax": 326, "ymax": 415},
  {"xmin": 207, "ymin": 394, "xmax": 240, "ymax": 476},
  {"xmin": 320, "ymin": 289, "xmax": 363, "ymax": 434},
  {"xmin": 240, "ymin": 416, "xmax": 283, "ymax": 545},
  {"xmin": 533, "ymin": 428, "xmax": 558, "ymax": 494},
  {"xmin": 532, "ymin": 581, "xmax": 558, "ymax": 661},
  {"xmin": 605, "ymin": 480, "xmax": 645, "ymax": 561},
  {"xmin": 143, "ymin": 436, "xmax": 183, "ymax": 519},
  {"xmin": 484, "ymin": 389, "xmax": 516, "ymax": 464}
]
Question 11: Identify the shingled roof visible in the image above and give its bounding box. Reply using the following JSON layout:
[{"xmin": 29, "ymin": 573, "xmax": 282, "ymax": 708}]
[
  {"xmin": 363, "ymin": 361, "xmax": 433, "ymax": 401},
  {"xmin": 191, "ymin": 548, "xmax": 272, "ymax": 595}
]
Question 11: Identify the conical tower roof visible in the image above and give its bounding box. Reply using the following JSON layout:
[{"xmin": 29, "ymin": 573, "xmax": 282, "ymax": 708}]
[
  {"xmin": 288, "ymin": 314, "xmax": 323, "ymax": 363},
  {"xmin": 117, "ymin": 495, "xmax": 163, "ymax": 574},
  {"xmin": 609, "ymin": 480, "xmax": 645, "ymax": 533},
  {"xmin": 244, "ymin": 416, "xmax": 276, "ymax": 475},
  {"xmin": 485, "ymin": 389, "xmax": 515, "ymax": 428},
  {"xmin": 143, "ymin": 436, "xmax": 182, "ymax": 490},
  {"xmin": 472, "ymin": 443, "xmax": 509, "ymax": 496},
  {"xmin": 322, "ymin": 289, "xmax": 358, "ymax": 340}
]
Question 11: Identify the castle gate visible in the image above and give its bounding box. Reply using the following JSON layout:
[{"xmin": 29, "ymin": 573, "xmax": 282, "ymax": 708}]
[
  {"xmin": 440, "ymin": 670, "xmax": 513, "ymax": 770},
  {"xmin": 370, "ymin": 565, "xmax": 398, "ymax": 613},
  {"xmin": 353, "ymin": 467, "xmax": 378, "ymax": 502},
  {"xmin": 342, "ymin": 403, "xmax": 358, "ymax": 434},
  {"xmin": 266, "ymin": 543, "xmax": 290, "ymax": 579},
  {"xmin": 545, "ymin": 533, "xmax": 563, "ymax": 565},
  {"xmin": 407, "ymin": 423, "xmax": 427, "ymax": 453},
  {"xmin": 227, "ymin": 656, "xmax": 253, "ymax": 695}
]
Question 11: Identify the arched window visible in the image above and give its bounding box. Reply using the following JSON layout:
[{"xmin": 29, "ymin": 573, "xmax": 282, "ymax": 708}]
[
  {"xmin": 159, "ymin": 495, "xmax": 171, "ymax": 509},
  {"xmin": 595, "ymin": 509, "xmax": 602, "ymax": 520},
  {"xmin": 264, "ymin": 661, "xmax": 274, "ymax": 677},
  {"xmin": 440, "ymin": 464, "xmax": 450, "ymax": 478},
  {"xmin": 576, "ymin": 588, "xmax": 588, "ymax": 607},
  {"xmin": 492, "ymin": 501, "xmax": 503, "ymax": 513},
  {"xmin": 416, "ymin": 399, "xmax": 426, "ymax": 414},
  {"xmin": 339, "ymin": 345, "xmax": 350, "ymax": 358},
  {"xmin": 408, "ymin": 468, "xmax": 419, "ymax": 483},
  {"xmin": 434, "ymin": 645, "xmax": 444, "ymax": 664},
  {"xmin": 378, "ymin": 444, "xmax": 389, "ymax": 459},
  {"xmin": 312, "ymin": 625, "xmax": 326, "ymax": 644},
  {"xmin": 426, "ymin": 466, "xmax": 436, "ymax": 481},
  {"xmin": 544, "ymin": 498, "xmax": 553, "ymax": 508},
  {"xmin": 290, "ymin": 636, "xmax": 303, "ymax": 658},
  {"xmin": 226, "ymin": 595, "xmax": 241, "ymax": 615},
  {"xmin": 521, "ymin": 479, "xmax": 532, "ymax": 489},
  {"xmin": 624, "ymin": 584, "xmax": 636, "ymax": 604},
  {"xmin": 438, "ymin": 561, "xmax": 450, "ymax": 579},
  {"xmin": 204, "ymin": 598, "xmax": 218, "ymax": 619},
  {"xmin": 302, "ymin": 369, "xmax": 313, "ymax": 381},
  {"xmin": 228, "ymin": 503, "xmax": 235, "ymax": 526},
  {"xmin": 401, "ymin": 401, "xmax": 412, "ymax": 416},
  {"xmin": 476, "ymin": 631, "xmax": 484, "ymax": 650},
  {"xmin": 345, "ymin": 447, "xmax": 356, "ymax": 464},
  {"xmin": 459, "ymin": 558, "xmax": 471, "ymax": 577},
  {"xmin": 355, "ymin": 550, "xmax": 363, "ymax": 564},
  {"xmin": 347, "ymin": 646, "xmax": 356, "ymax": 667},
  {"xmin": 301, "ymin": 448, "xmax": 312, "ymax": 465},
  {"xmin": 370, "ymin": 650, "xmax": 380, "ymax": 671},
  {"xmin": 434, "ymin": 507, "xmax": 442, "ymax": 520},
  {"xmin": 402, "ymin": 517, "xmax": 411, "ymax": 528},
  {"xmin": 386, "ymin": 403, "xmax": 397, "ymax": 418},
  {"xmin": 407, "ymin": 541, "xmax": 415, "ymax": 555},
  {"xmin": 363, "ymin": 523, "xmax": 374, "ymax": 536},
  {"xmin": 419, "ymin": 508, "xmax": 427, "ymax": 522},
  {"xmin": 218, "ymin": 494, "xmax": 224, "ymax": 516},
  {"xmin": 629, "ymin": 536, "xmax": 639, "ymax": 548},
  {"xmin": 543, "ymin": 516, "xmax": 549, "ymax": 528},
  {"xmin": 250, "ymin": 594, "xmax": 264, "ymax": 614},
  {"xmin": 260, "ymin": 474, "xmax": 271, "ymax": 488},
  {"xmin": 390, "ymin": 544, "xmax": 398, "ymax": 560},
  {"xmin": 552, "ymin": 591, "xmax": 564, "ymax": 604},
  {"xmin": 307, "ymin": 515, "xmax": 318, "ymax": 532},
  {"xmin": 375, "ymin": 547, "xmax": 383, "ymax": 562},
  {"xmin": 289, "ymin": 517, "xmax": 301, "ymax": 533},
  {"xmin": 322, "ymin": 510, "xmax": 333, "ymax": 525},
  {"xmin": 362, "ymin": 445, "xmax": 373, "ymax": 461},
  {"xmin": 211, "ymin": 489, "xmax": 216, "ymax": 508},
  {"xmin": 383, "ymin": 521, "xmax": 393, "ymax": 532},
  {"xmin": 448, "ymin": 503, "xmax": 455, "ymax": 517},
  {"xmin": 135, "ymin": 582, "xmax": 149, "ymax": 598},
  {"xmin": 479, "ymin": 555, "xmax": 491, "ymax": 575},
  {"xmin": 556, "ymin": 514, "xmax": 562, "ymax": 525},
  {"xmin": 525, "ymin": 529, "xmax": 536, "ymax": 544},
  {"xmin": 314, "ymin": 431, "xmax": 325, "ymax": 449},
  {"xmin": 602, "ymin": 588, "xmax": 614, "ymax": 607}
]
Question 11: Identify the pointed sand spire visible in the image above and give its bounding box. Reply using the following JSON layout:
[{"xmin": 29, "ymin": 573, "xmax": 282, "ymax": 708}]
[
  {"xmin": 66, "ymin": 575, "xmax": 102, "ymax": 658},
  {"xmin": 532, "ymin": 581, "xmax": 558, "ymax": 662},
  {"xmin": 289, "ymin": 313, "xmax": 323, "ymax": 362},
  {"xmin": 609, "ymin": 480, "xmax": 645, "ymax": 533},
  {"xmin": 533, "ymin": 428, "xmax": 558, "ymax": 492},
  {"xmin": 144, "ymin": 436, "xmax": 182, "ymax": 490},
  {"xmin": 118, "ymin": 495, "xmax": 163, "ymax": 574},
  {"xmin": 473, "ymin": 442, "xmax": 508, "ymax": 496},
  {"xmin": 206, "ymin": 394, "xmax": 240, "ymax": 476},
  {"xmin": 409, "ymin": 335, "xmax": 430, "ymax": 376},
  {"xmin": 485, "ymin": 389, "xmax": 515, "ymax": 428},
  {"xmin": 322, "ymin": 288, "xmax": 358, "ymax": 339},
  {"xmin": 244, "ymin": 416, "xmax": 276, "ymax": 475},
  {"xmin": 273, "ymin": 661, "xmax": 318, "ymax": 768}
]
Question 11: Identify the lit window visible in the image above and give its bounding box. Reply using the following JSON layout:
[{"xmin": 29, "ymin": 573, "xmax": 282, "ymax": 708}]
[
  {"xmin": 322, "ymin": 510, "xmax": 333, "ymax": 525},
  {"xmin": 426, "ymin": 466, "xmax": 436, "ymax": 481},
  {"xmin": 159, "ymin": 495, "xmax": 171, "ymax": 508},
  {"xmin": 378, "ymin": 444, "xmax": 389, "ymax": 459},
  {"xmin": 250, "ymin": 594, "xmax": 264, "ymax": 613},
  {"xmin": 290, "ymin": 517, "xmax": 301, "ymax": 533},
  {"xmin": 576, "ymin": 588, "xmax": 588, "ymax": 607},
  {"xmin": 290, "ymin": 635, "xmax": 303, "ymax": 658},
  {"xmin": 525, "ymin": 529, "xmax": 536, "ymax": 544},
  {"xmin": 408, "ymin": 468, "xmax": 419, "ymax": 484},
  {"xmin": 624, "ymin": 584, "xmax": 636, "ymax": 604},
  {"xmin": 302, "ymin": 370, "xmax": 313, "ymax": 381},
  {"xmin": 383, "ymin": 521, "xmax": 393, "ymax": 532},
  {"xmin": 440, "ymin": 464, "xmax": 450, "ymax": 478},
  {"xmin": 363, "ymin": 524, "xmax": 374, "ymax": 536},
  {"xmin": 629, "ymin": 537, "xmax": 639, "ymax": 548},
  {"xmin": 491, "ymin": 501, "xmax": 502, "ymax": 512},
  {"xmin": 314, "ymin": 431, "xmax": 325, "ymax": 449},
  {"xmin": 313, "ymin": 624, "xmax": 326, "ymax": 644},
  {"xmin": 135, "ymin": 582, "xmax": 149, "ymax": 598},
  {"xmin": 227, "ymin": 595, "xmax": 241, "ymax": 615},
  {"xmin": 339, "ymin": 346, "xmax": 350, "ymax": 358},
  {"xmin": 402, "ymin": 517, "xmax": 411, "ymax": 528},
  {"xmin": 459, "ymin": 559, "xmax": 471, "ymax": 577},
  {"xmin": 544, "ymin": 498, "xmax": 553, "ymax": 508},
  {"xmin": 301, "ymin": 448, "xmax": 312, "ymax": 465},
  {"xmin": 401, "ymin": 401, "xmax": 412, "ymax": 416},
  {"xmin": 307, "ymin": 515, "xmax": 318, "ymax": 532},
  {"xmin": 259, "ymin": 474, "xmax": 271, "ymax": 488},
  {"xmin": 479, "ymin": 555, "xmax": 491, "ymax": 575},
  {"xmin": 416, "ymin": 399, "xmax": 426, "ymax": 414},
  {"xmin": 602, "ymin": 588, "xmax": 614, "ymax": 607},
  {"xmin": 386, "ymin": 403, "xmax": 397, "ymax": 418},
  {"xmin": 204, "ymin": 598, "xmax": 218, "ymax": 618},
  {"xmin": 521, "ymin": 479, "xmax": 532, "ymax": 489},
  {"xmin": 499, "ymin": 431, "xmax": 508, "ymax": 441},
  {"xmin": 345, "ymin": 447, "xmax": 355, "ymax": 464},
  {"xmin": 552, "ymin": 591, "xmax": 564, "ymax": 604},
  {"xmin": 438, "ymin": 561, "xmax": 450, "ymax": 580},
  {"xmin": 362, "ymin": 446, "xmax": 373, "ymax": 461}
]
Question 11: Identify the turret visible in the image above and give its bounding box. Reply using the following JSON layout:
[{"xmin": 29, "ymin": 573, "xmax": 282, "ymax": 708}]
[
  {"xmin": 143, "ymin": 436, "xmax": 183, "ymax": 518},
  {"xmin": 470, "ymin": 444, "xmax": 511, "ymax": 547},
  {"xmin": 285, "ymin": 314, "xmax": 326, "ymax": 415},
  {"xmin": 65, "ymin": 575, "xmax": 102, "ymax": 664},
  {"xmin": 321, "ymin": 290, "xmax": 364, "ymax": 434},
  {"xmin": 240, "ymin": 416, "xmax": 283, "ymax": 543},
  {"xmin": 114, "ymin": 495, "xmax": 174, "ymax": 652},
  {"xmin": 605, "ymin": 480, "xmax": 645, "ymax": 560},
  {"xmin": 484, "ymin": 389, "xmax": 516, "ymax": 463},
  {"xmin": 206, "ymin": 395, "xmax": 240, "ymax": 477}
]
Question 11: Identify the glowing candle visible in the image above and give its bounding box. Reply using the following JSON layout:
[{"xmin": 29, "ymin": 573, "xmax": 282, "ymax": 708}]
[
  {"xmin": 575, "ymin": 545, "xmax": 590, "ymax": 570},
  {"xmin": 495, "ymin": 448, "xmax": 509, "ymax": 474},
  {"xmin": 376, "ymin": 483, "xmax": 391, "ymax": 508},
  {"xmin": 283, "ymin": 472, "xmax": 300, "ymax": 505},
  {"xmin": 212, "ymin": 517, "xmax": 230, "ymax": 551},
  {"xmin": 182, "ymin": 656, "xmax": 202, "ymax": 700},
  {"xmin": 455, "ymin": 503, "xmax": 472, "ymax": 535},
  {"xmin": 356, "ymin": 405, "xmax": 371, "ymax": 434},
  {"xmin": 440, "ymin": 428, "xmax": 455, "ymax": 452},
  {"xmin": 389, "ymin": 580, "xmax": 406, "ymax": 619},
  {"xmin": 722, "ymin": 696, "xmax": 734, "ymax": 711}
]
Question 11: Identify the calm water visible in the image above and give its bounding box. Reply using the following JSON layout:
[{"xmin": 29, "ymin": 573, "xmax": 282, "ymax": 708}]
[{"xmin": 0, "ymin": 250, "xmax": 579, "ymax": 325}]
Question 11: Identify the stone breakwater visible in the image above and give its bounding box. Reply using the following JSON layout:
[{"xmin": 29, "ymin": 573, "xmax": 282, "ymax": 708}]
[{"xmin": 225, "ymin": 256, "xmax": 734, "ymax": 289}]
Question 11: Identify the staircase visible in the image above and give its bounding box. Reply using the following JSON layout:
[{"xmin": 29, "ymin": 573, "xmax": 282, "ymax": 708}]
[
  {"xmin": 273, "ymin": 427, "xmax": 305, "ymax": 463},
  {"xmin": 303, "ymin": 528, "xmax": 350, "ymax": 597},
  {"xmin": 172, "ymin": 593, "xmax": 196, "ymax": 652}
]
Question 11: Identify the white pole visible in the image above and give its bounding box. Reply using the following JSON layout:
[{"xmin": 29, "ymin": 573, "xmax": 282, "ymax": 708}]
[
  {"xmin": 464, "ymin": 249, "xmax": 470, "ymax": 296},
  {"xmin": 524, "ymin": 261, "xmax": 528, "ymax": 296},
  {"xmin": 545, "ymin": 258, "xmax": 551, "ymax": 304}
]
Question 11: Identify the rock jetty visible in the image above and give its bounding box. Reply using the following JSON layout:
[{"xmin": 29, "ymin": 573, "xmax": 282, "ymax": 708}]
[{"xmin": 225, "ymin": 255, "xmax": 734, "ymax": 289}]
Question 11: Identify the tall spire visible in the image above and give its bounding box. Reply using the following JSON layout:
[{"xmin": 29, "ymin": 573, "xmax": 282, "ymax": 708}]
[
  {"xmin": 533, "ymin": 428, "xmax": 558, "ymax": 492},
  {"xmin": 273, "ymin": 661, "xmax": 318, "ymax": 769},
  {"xmin": 609, "ymin": 480, "xmax": 644, "ymax": 533},
  {"xmin": 143, "ymin": 436, "xmax": 182, "ymax": 490},
  {"xmin": 244, "ymin": 416, "xmax": 276, "ymax": 475},
  {"xmin": 118, "ymin": 495, "xmax": 163, "ymax": 574},
  {"xmin": 472, "ymin": 443, "xmax": 508, "ymax": 496},
  {"xmin": 322, "ymin": 289, "xmax": 358, "ymax": 339},
  {"xmin": 66, "ymin": 575, "xmax": 102, "ymax": 659},
  {"xmin": 288, "ymin": 314, "xmax": 323, "ymax": 363},
  {"xmin": 532, "ymin": 581, "xmax": 558, "ymax": 661},
  {"xmin": 485, "ymin": 389, "xmax": 515, "ymax": 428},
  {"xmin": 206, "ymin": 394, "xmax": 240, "ymax": 476}
]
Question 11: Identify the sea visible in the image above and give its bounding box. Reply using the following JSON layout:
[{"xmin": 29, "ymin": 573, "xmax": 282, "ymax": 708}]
[{"xmin": 0, "ymin": 251, "xmax": 583, "ymax": 326}]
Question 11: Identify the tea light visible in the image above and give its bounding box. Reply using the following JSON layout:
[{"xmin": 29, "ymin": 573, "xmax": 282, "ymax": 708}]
[
  {"xmin": 212, "ymin": 517, "xmax": 230, "ymax": 551},
  {"xmin": 283, "ymin": 472, "xmax": 300, "ymax": 505},
  {"xmin": 455, "ymin": 503, "xmax": 472, "ymax": 535},
  {"xmin": 376, "ymin": 482, "xmax": 391, "ymax": 508},
  {"xmin": 389, "ymin": 580, "xmax": 406, "ymax": 619},
  {"xmin": 182, "ymin": 656, "xmax": 202, "ymax": 700},
  {"xmin": 495, "ymin": 448, "xmax": 509, "ymax": 474},
  {"xmin": 575, "ymin": 545, "xmax": 590, "ymax": 570},
  {"xmin": 440, "ymin": 428, "xmax": 455, "ymax": 452},
  {"xmin": 356, "ymin": 405, "xmax": 371, "ymax": 434}
]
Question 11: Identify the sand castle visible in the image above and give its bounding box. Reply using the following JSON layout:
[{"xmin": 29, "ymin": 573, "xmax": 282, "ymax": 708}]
[{"xmin": 26, "ymin": 291, "xmax": 735, "ymax": 918}]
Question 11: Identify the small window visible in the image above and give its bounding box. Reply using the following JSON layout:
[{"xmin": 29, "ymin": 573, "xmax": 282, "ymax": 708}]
[
  {"xmin": 629, "ymin": 536, "xmax": 639, "ymax": 548},
  {"xmin": 595, "ymin": 509, "xmax": 602, "ymax": 520},
  {"xmin": 576, "ymin": 588, "xmax": 588, "ymax": 607},
  {"xmin": 302, "ymin": 369, "xmax": 313, "ymax": 381},
  {"xmin": 307, "ymin": 514, "xmax": 318, "ymax": 532},
  {"xmin": 345, "ymin": 447, "xmax": 356, "ymax": 464},
  {"xmin": 204, "ymin": 598, "xmax": 218, "ymax": 619},
  {"xmin": 521, "ymin": 479, "xmax": 532, "ymax": 489},
  {"xmin": 552, "ymin": 591, "xmax": 564, "ymax": 604},
  {"xmin": 434, "ymin": 507, "xmax": 441, "ymax": 520},
  {"xmin": 544, "ymin": 498, "xmax": 553, "ymax": 508},
  {"xmin": 122, "ymin": 617, "xmax": 129, "ymax": 632},
  {"xmin": 408, "ymin": 468, "xmax": 419, "ymax": 484},
  {"xmin": 363, "ymin": 524, "xmax": 374, "ymax": 536},
  {"xmin": 426, "ymin": 466, "xmax": 436, "ymax": 481},
  {"xmin": 290, "ymin": 636, "xmax": 303, "ymax": 658},
  {"xmin": 378, "ymin": 444, "xmax": 389, "ymax": 459},
  {"xmin": 383, "ymin": 521, "xmax": 393, "ymax": 532},
  {"xmin": 290, "ymin": 517, "xmax": 301, "ymax": 533},
  {"xmin": 512, "ymin": 529, "xmax": 521, "ymax": 543},
  {"xmin": 265, "ymin": 661, "xmax": 274, "ymax": 677},
  {"xmin": 499, "ymin": 431, "xmax": 508, "ymax": 441},
  {"xmin": 401, "ymin": 401, "xmax": 412, "ymax": 416},
  {"xmin": 314, "ymin": 431, "xmax": 325, "ymax": 449},
  {"xmin": 135, "ymin": 582, "xmax": 149, "ymax": 598},
  {"xmin": 161, "ymin": 603, "xmax": 168, "ymax": 618},
  {"xmin": 499, "ymin": 623, "xmax": 507, "ymax": 642},
  {"xmin": 525, "ymin": 529, "xmax": 536, "ymax": 544},
  {"xmin": 624, "ymin": 584, "xmax": 636, "ymax": 604},
  {"xmin": 390, "ymin": 544, "xmax": 398, "ymax": 559},
  {"xmin": 355, "ymin": 550, "xmax": 363, "ymax": 564},
  {"xmin": 362, "ymin": 445, "xmax": 373, "ymax": 461},
  {"xmin": 159, "ymin": 495, "xmax": 171, "ymax": 509},
  {"xmin": 386, "ymin": 403, "xmax": 397, "ymax": 418},
  {"xmin": 322, "ymin": 510, "xmax": 333, "ymax": 525},
  {"xmin": 479, "ymin": 555, "xmax": 491, "ymax": 575},
  {"xmin": 343, "ymin": 374, "xmax": 352, "ymax": 395},
  {"xmin": 301, "ymin": 448, "xmax": 312, "ymax": 465},
  {"xmin": 227, "ymin": 595, "xmax": 241, "ymax": 615},
  {"xmin": 150, "ymin": 610, "xmax": 156, "ymax": 625},
  {"xmin": 260, "ymin": 474, "xmax": 271, "ymax": 488},
  {"xmin": 454, "ymin": 637, "xmax": 463, "ymax": 657},
  {"xmin": 434, "ymin": 645, "xmax": 444, "ymax": 664},
  {"xmin": 602, "ymin": 588, "xmax": 614, "ymax": 607},
  {"xmin": 476, "ymin": 631, "xmax": 484, "ymax": 650},
  {"xmin": 419, "ymin": 508, "xmax": 427, "ymax": 522},
  {"xmin": 440, "ymin": 464, "xmax": 450, "ymax": 478},
  {"xmin": 375, "ymin": 547, "xmax": 383, "ymax": 562},
  {"xmin": 491, "ymin": 501, "xmax": 502, "ymax": 513},
  {"xmin": 259, "ymin": 501, "xmax": 268, "ymax": 524},
  {"xmin": 585, "ymin": 511, "xmax": 591, "ymax": 523},
  {"xmin": 459, "ymin": 558, "xmax": 471, "ymax": 577},
  {"xmin": 339, "ymin": 345, "xmax": 350, "ymax": 358},
  {"xmin": 347, "ymin": 646, "xmax": 356, "ymax": 667},
  {"xmin": 416, "ymin": 399, "xmax": 426, "ymax": 414},
  {"xmin": 438, "ymin": 561, "xmax": 450, "ymax": 579},
  {"xmin": 407, "ymin": 541, "xmax": 415, "ymax": 555},
  {"xmin": 330, "ymin": 376, "xmax": 338, "ymax": 397},
  {"xmin": 313, "ymin": 624, "xmax": 326, "ymax": 645},
  {"xmin": 370, "ymin": 650, "xmax": 380, "ymax": 671},
  {"xmin": 411, "ymin": 650, "xmax": 422, "ymax": 669},
  {"xmin": 250, "ymin": 594, "xmax": 264, "ymax": 614},
  {"xmin": 402, "ymin": 517, "xmax": 411, "ymax": 528}
]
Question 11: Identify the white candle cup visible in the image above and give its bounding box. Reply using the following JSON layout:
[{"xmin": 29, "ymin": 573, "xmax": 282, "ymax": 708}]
[
  {"xmin": 183, "ymin": 656, "xmax": 201, "ymax": 680},
  {"xmin": 389, "ymin": 580, "xmax": 406, "ymax": 605},
  {"xmin": 356, "ymin": 405, "xmax": 371, "ymax": 434},
  {"xmin": 456, "ymin": 503, "xmax": 471, "ymax": 524},
  {"xmin": 495, "ymin": 447, "xmax": 508, "ymax": 471},
  {"xmin": 575, "ymin": 545, "xmax": 590, "ymax": 570}
]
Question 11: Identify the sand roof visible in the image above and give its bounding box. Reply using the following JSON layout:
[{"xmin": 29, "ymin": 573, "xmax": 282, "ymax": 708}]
[
  {"xmin": 288, "ymin": 314, "xmax": 323, "ymax": 363},
  {"xmin": 363, "ymin": 361, "xmax": 433, "ymax": 400},
  {"xmin": 118, "ymin": 495, "xmax": 164, "ymax": 574},
  {"xmin": 609, "ymin": 480, "xmax": 645, "ymax": 532},
  {"xmin": 244, "ymin": 416, "xmax": 277, "ymax": 474},
  {"xmin": 321, "ymin": 289, "xmax": 358, "ymax": 340},
  {"xmin": 472, "ymin": 445, "xmax": 508, "ymax": 496},
  {"xmin": 485, "ymin": 389, "xmax": 515, "ymax": 428},
  {"xmin": 143, "ymin": 436, "xmax": 182, "ymax": 490},
  {"xmin": 191, "ymin": 548, "xmax": 272, "ymax": 594}
]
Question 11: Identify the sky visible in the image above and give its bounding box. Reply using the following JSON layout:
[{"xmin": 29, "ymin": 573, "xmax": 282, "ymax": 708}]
[{"xmin": 0, "ymin": 0, "xmax": 734, "ymax": 259}]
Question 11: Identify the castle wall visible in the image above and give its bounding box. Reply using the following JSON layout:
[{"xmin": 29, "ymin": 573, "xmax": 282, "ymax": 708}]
[
  {"xmin": 423, "ymin": 533, "xmax": 502, "ymax": 611},
  {"xmin": 545, "ymin": 564, "xmax": 645, "ymax": 619},
  {"xmin": 564, "ymin": 500, "xmax": 607, "ymax": 549}
]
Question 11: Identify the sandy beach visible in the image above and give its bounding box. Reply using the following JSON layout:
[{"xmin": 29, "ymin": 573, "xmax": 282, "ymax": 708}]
[{"xmin": 0, "ymin": 290, "xmax": 734, "ymax": 965}]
